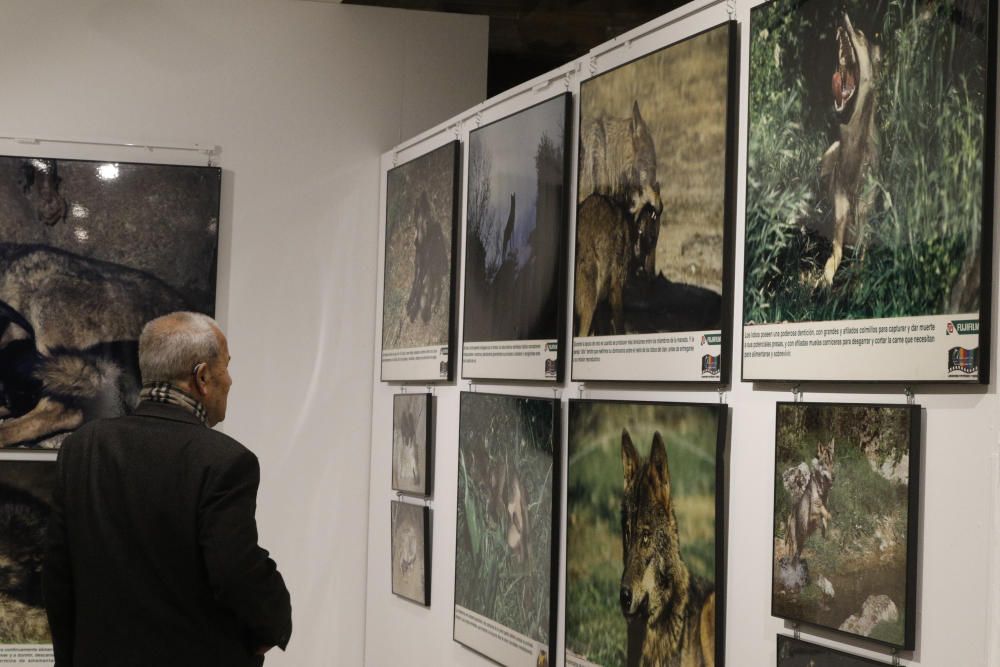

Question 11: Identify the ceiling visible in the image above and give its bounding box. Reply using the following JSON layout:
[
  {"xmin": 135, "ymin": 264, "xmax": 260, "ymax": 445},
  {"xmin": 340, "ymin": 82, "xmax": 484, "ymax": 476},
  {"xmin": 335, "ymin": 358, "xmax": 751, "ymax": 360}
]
[{"xmin": 342, "ymin": 0, "xmax": 687, "ymax": 97}]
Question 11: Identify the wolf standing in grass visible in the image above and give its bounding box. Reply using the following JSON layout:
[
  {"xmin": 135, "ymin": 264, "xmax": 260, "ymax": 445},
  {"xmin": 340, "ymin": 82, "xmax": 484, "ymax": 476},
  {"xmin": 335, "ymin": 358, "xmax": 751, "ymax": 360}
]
[{"xmin": 620, "ymin": 429, "xmax": 715, "ymax": 667}]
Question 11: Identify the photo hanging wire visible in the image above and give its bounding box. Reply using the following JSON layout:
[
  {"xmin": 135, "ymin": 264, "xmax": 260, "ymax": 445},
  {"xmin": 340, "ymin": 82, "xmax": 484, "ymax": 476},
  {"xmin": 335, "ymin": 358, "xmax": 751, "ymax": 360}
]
[
  {"xmin": 578, "ymin": 383, "xmax": 585, "ymax": 399},
  {"xmin": 426, "ymin": 385, "xmax": 435, "ymax": 397},
  {"xmin": 0, "ymin": 135, "xmax": 219, "ymax": 165},
  {"xmin": 792, "ymin": 623, "xmax": 800, "ymax": 640},
  {"xmin": 904, "ymin": 386, "xmax": 915, "ymax": 405},
  {"xmin": 563, "ymin": 70, "xmax": 574, "ymax": 91},
  {"xmin": 792, "ymin": 384, "xmax": 803, "ymax": 402},
  {"xmin": 717, "ymin": 387, "xmax": 725, "ymax": 404},
  {"xmin": 727, "ymin": 0, "xmax": 736, "ymax": 19},
  {"xmin": 891, "ymin": 649, "xmax": 901, "ymax": 666}
]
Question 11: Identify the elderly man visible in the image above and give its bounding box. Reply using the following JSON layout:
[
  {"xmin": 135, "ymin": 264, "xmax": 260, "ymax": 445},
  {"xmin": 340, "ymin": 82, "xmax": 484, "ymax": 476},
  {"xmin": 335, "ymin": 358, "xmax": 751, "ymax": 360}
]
[{"xmin": 43, "ymin": 311, "xmax": 291, "ymax": 666}]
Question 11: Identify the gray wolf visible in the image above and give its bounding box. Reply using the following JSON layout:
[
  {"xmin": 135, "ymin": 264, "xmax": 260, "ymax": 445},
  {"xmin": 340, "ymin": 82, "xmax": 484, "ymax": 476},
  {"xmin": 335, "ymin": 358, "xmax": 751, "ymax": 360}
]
[
  {"xmin": 621, "ymin": 429, "xmax": 715, "ymax": 667},
  {"xmin": 405, "ymin": 191, "xmax": 448, "ymax": 324},
  {"xmin": 579, "ymin": 100, "xmax": 663, "ymax": 219},
  {"xmin": 574, "ymin": 194, "xmax": 659, "ymax": 336},
  {"xmin": 782, "ymin": 438, "xmax": 836, "ymax": 561},
  {"xmin": 0, "ymin": 243, "xmax": 188, "ymax": 447},
  {"xmin": 502, "ymin": 192, "xmax": 516, "ymax": 258},
  {"xmin": 819, "ymin": 13, "xmax": 878, "ymax": 285}
]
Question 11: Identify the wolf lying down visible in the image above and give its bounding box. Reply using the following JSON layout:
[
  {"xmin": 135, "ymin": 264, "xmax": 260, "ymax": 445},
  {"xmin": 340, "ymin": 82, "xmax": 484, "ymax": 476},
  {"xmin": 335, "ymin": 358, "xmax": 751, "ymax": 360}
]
[{"xmin": 0, "ymin": 243, "xmax": 189, "ymax": 448}]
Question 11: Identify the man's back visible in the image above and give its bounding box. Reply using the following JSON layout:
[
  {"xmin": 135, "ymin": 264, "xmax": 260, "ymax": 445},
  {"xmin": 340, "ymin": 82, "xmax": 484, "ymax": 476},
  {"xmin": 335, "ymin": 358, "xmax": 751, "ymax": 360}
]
[{"xmin": 44, "ymin": 401, "xmax": 291, "ymax": 667}]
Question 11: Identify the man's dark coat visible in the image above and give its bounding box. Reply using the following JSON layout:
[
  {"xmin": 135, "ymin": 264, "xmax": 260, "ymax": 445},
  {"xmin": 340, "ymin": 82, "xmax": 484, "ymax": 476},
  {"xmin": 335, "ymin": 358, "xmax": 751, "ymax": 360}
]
[{"xmin": 43, "ymin": 402, "xmax": 292, "ymax": 666}]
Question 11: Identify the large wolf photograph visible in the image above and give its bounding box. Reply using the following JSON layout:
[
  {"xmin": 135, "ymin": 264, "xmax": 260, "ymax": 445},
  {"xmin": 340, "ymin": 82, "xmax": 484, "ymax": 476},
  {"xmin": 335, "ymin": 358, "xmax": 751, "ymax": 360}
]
[
  {"xmin": 390, "ymin": 500, "xmax": 430, "ymax": 606},
  {"xmin": 0, "ymin": 156, "xmax": 220, "ymax": 450},
  {"xmin": 381, "ymin": 142, "xmax": 459, "ymax": 370},
  {"xmin": 777, "ymin": 634, "xmax": 889, "ymax": 666},
  {"xmin": 391, "ymin": 393, "xmax": 432, "ymax": 496},
  {"xmin": 464, "ymin": 94, "xmax": 569, "ymax": 365},
  {"xmin": 565, "ymin": 400, "xmax": 724, "ymax": 667},
  {"xmin": 454, "ymin": 392, "xmax": 558, "ymax": 666},
  {"xmin": 0, "ymin": 460, "xmax": 57, "ymax": 644},
  {"xmin": 574, "ymin": 22, "xmax": 734, "ymax": 342},
  {"xmin": 745, "ymin": 0, "xmax": 993, "ymax": 326},
  {"xmin": 772, "ymin": 403, "xmax": 919, "ymax": 649}
]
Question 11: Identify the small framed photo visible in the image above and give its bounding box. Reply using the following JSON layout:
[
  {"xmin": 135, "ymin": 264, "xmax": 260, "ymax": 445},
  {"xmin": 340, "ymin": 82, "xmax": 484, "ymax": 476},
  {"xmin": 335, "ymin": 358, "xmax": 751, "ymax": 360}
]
[
  {"xmin": 772, "ymin": 402, "xmax": 920, "ymax": 649},
  {"xmin": 391, "ymin": 393, "xmax": 433, "ymax": 497},
  {"xmin": 391, "ymin": 500, "xmax": 431, "ymax": 607},
  {"xmin": 777, "ymin": 634, "xmax": 890, "ymax": 666}
]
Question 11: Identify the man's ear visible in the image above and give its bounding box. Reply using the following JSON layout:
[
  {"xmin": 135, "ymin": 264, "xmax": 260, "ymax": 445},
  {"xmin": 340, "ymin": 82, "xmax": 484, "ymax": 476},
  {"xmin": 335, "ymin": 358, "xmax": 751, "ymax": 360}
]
[{"xmin": 192, "ymin": 362, "xmax": 210, "ymax": 397}]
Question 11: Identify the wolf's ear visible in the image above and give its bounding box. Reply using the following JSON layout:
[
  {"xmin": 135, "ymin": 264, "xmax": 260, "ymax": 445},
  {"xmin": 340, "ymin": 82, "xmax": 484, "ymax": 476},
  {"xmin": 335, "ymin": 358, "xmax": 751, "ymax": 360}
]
[
  {"xmin": 630, "ymin": 101, "xmax": 644, "ymax": 137},
  {"xmin": 621, "ymin": 429, "xmax": 639, "ymax": 490},
  {"xmin": 649, "ymin": 432, "xmax": 672, "ymax": 500}
]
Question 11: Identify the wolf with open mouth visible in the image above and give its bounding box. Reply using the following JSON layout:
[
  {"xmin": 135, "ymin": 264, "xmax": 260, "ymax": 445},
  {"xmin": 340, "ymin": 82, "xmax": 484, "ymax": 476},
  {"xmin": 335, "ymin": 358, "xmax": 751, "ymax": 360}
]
[{"xmin": 819, "ymin": 13, "xmax": 878, "ymax": 286}]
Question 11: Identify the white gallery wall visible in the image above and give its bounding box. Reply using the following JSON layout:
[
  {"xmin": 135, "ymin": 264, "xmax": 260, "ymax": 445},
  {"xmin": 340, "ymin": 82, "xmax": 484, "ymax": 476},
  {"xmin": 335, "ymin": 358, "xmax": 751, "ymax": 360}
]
[
  {"xmin": 0, "ymin": 1, "xmax": 487, "ymax": 665},
  {"xmin": 365, "ymin": 0, "xmax": 1000, "ymax": 665}
]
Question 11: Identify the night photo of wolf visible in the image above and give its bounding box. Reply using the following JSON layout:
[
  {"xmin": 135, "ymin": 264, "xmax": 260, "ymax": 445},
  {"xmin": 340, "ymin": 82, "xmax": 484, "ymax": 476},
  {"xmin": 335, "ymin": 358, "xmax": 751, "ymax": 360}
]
[
  {"xmin": 0, "ymin": 156, "xmax": 220, "ymax": 449},
  {"xmin": 463, "ymin": 94, "xmax": 569, "ymax": 353},
  {"xmin": 771, "ymin": 402, "xmax": 920, "ymax": 650},
  {"xmin": 745, "ymin": 0, "xmax": 993, "ymax": 324},
  {"xmin": 565, "ymin": 400, "xmax": 725, "ymax": 667}
]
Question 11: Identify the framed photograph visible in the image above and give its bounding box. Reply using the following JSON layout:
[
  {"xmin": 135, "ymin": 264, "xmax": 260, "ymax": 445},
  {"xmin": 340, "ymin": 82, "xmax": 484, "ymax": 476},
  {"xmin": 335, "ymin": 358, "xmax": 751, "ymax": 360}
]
[
  {"xmin": 463, "ymin": 93, "xmax": 571, "ymax": 382},
  {"xmin": 572, "ymin": 21, "xmax": 738, "ymax": 383},
  {"xmin": 777, "ymin": 634, "xmax": 890, "ymax": 666},
  {"xmin": 772, "ymin": 402, "xmax": 920, "ymax": 650},
  {"xmin": 744, "ymin": 0, "xmax": 997, "ymax": 383},
  {"xmin": 391, "ymin": 393, "xmax": 433, "ymax": 496},
  {"xmin": 391, "ymin": 500, "xmax": 431, "ymax": 606},
  {"xmin": 454, "ymin": 391, "xmax": 559, "ymax": 666},
  {"xmin": 381, "ymin": 141, "xmax": 461, "ymax": 382},
  {"xmin": 0, "ymin": 156, "xmax": 220, "ymax": 449},
  {"xmin": 564, "ymin": 399, "xmax": 727, "ymax": 667},
  {"xmin": 0, "ymin": 459, "xmax": 57, "ymax": 645}
]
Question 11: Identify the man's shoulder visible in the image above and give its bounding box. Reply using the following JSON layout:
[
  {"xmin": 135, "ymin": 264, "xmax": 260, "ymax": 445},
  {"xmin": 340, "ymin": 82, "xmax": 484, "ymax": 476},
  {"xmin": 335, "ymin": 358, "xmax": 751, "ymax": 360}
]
[{"xmin": 62, "ymin": 414, "xmax": 255, "ymax": 465}]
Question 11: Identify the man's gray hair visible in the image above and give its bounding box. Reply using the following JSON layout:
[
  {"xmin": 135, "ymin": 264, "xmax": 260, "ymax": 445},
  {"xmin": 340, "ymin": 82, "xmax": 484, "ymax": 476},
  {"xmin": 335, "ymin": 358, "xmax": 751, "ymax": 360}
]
[{"xmin": 139, "ymin": 312, "xmax": 222, "ymax": 384}]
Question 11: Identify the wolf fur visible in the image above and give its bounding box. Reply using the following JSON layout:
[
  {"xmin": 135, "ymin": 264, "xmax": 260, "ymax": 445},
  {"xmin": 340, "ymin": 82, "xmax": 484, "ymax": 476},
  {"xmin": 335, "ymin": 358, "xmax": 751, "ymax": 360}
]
[
  {"xmin": 405, "ymin": 191, "xmax": 448, "ymax": 324},
  {"xmin": 820, "ymin": 13, "xmax": 878, "ymax": 285},
  {"xmin": 489, "ymin": 455, "xmax": 530, "ymax": 563},
  {"xmin": 574, "ymin": 194, "xmax": 659, "ymax": 336},
  {"xmin": 621, "ymin": 429, "xmax": 715, "ymax": 667},
  {"xmin": 783, "ymin": 438, "xmax": 836, "ymax": 560},
  {"xmin": 396, "ymin": 408, "xmax": 420, "ymax": 486},
  {"xmin": 579, "ymin": 101, "xmax": 663, "ymax": 219},
  {"xmin": 0, "ymin": 243, "xmax": 188, "ymax": 447}
]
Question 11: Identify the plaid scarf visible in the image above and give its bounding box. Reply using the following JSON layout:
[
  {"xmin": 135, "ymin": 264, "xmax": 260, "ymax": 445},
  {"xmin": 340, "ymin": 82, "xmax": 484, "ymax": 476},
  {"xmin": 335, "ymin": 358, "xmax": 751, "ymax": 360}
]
[{"xmin": 139, "ymin": 382, "xmax": 207, "ymax": 426}]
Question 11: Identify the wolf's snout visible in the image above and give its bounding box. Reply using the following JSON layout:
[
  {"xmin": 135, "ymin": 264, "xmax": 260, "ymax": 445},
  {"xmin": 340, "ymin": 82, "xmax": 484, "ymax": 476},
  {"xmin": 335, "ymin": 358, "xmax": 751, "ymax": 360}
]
[{"xmin": 620, "ymin": 586, "xmax": 633, "ymax": 613}]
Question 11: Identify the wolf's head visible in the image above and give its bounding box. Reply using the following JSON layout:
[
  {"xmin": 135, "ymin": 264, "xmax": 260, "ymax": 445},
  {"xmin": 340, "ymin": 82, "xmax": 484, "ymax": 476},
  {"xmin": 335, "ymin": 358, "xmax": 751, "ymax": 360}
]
[
  {"xmin": 620, "ymin": 429, "xmax": 689, "ymax": 624},
  {"xmin": 814, "ymin": 437, "xmax": 836, "ymax": 491},
  {"xmin": 832, "ymin": 14, "xmax": 875, "ymax": 119},
  {"xmin": 627, "ymin": 101, "xmax": 664, "ymax": 218},
  {"xmin": 631, "ymin": 201, "xmax": 660, "ymax": 280}
]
